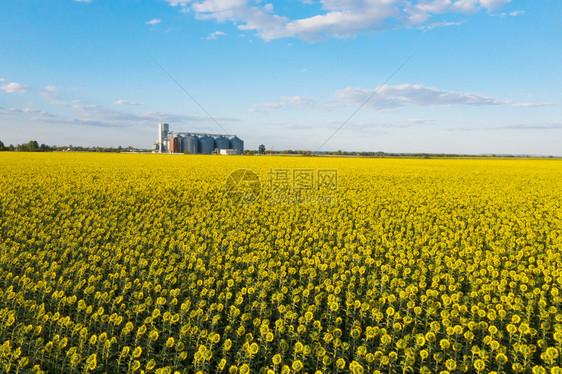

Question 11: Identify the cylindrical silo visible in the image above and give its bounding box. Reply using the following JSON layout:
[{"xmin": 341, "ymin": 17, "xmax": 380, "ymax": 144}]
[
  {"xmin": 230, "ymin": 136, "xmax": 244, "ymax": 155},
  {"xmin": 198, "ymin": 135, "xmax": 214, "ymax": 154},
  {"xmin": 185, "ymin": 134, "xmax": 198, "ymax": 154},
  {"xmin": 214, "ymin": 136, "xmax": 230, "ymax": 150},
  {"xmin": 181, "ymin": 137, "xmax": 188, "ymax": 153},
  {"xmin": 170, "ymin": 137, "xmax": 180, "ymax": 153}
]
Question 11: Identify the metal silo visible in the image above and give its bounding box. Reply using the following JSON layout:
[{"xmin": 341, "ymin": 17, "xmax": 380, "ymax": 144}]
[
  {"xmin": 198, "ymin": 135, "xmax": 214, "ymax": 154},
  {"xmin": 215, "ymin": 136, "xmax": 230, "ymax": 150},
  {"xmin": 158, "ymin": 123, "xmax": 169, "ymax": 153},
  {"xmin": 230, "ymin": 136, "xmax": 244, "ymax": 155},
  {"xmin": 180, "ymin": 137, "xmax": 188, "ymax": 153},
  {"xmin": 185, "ymin": 134, "xmax": 198, "ymax": 154}
]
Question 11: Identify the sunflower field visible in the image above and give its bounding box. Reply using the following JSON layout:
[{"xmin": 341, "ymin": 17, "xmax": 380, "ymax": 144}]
[{"xmin": 0, "ymin": 152, "xmax": 561, "ymax": 374}]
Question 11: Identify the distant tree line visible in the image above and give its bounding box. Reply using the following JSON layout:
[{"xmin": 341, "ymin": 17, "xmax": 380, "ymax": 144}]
[
  {"xmin": 263, "ymin": 150, "xmax": 549, "ymax": 158},
  {"xmin": 17, "ymin": 140, "xmax": 53, "ymax": 152},
  {"xmin": 0, "ymin": 140, "xmax": 14, "ymax": 151},
  {"xmin": 0, "ymin": 140, "xmax": 52, "ymax": 152},
  {"xmin": 0, "ymin": 140, "xmax": 142, "ymax": 153},
  {"xmin": 242, "ymin": 148, "xmax": 548, "ymax": 158},
  {"xmin": 55, "ymin": 145, "xmax": 136, "ymax": 153}
]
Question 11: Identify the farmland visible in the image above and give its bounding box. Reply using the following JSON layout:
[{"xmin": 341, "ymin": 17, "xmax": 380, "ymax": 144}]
[{"xmin": 0, "ymin": 153, "xmax": 561, "ymax": 373}]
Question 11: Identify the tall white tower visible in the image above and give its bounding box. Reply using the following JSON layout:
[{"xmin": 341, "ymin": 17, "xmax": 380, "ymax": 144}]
[{"xmin": 158, "ymin": 123, "xmax": 169, "ymax": 153}]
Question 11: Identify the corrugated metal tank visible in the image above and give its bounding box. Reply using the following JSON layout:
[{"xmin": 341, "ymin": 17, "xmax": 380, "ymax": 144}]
[
  {"xmin": 181, "ymin": 137, "xmax": 188, "ymax": 153},
  {"xmin": 214, "ymin": 136, "xmax": 230, "ymax": 150},
  {"xmin": 198, "ymin": 135, "xmax": 214, "ymax": 154},
  {"xmin": 230, "ymin": 136, "xmax": 244, "ymax": 154},
  {"xmin": 185, "ymin": 135, "xmax": 198, "ymax": 154}
]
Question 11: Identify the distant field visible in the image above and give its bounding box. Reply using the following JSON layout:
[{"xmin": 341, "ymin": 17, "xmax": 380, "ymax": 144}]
[{"xmin": 1, "ymin": 153, "xmax": 561, "ymax": 373}]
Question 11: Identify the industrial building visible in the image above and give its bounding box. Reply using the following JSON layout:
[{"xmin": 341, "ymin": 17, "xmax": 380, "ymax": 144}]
[{"xmin": 153, "ymin": 123, "xmax": 244, "ymax": 155}]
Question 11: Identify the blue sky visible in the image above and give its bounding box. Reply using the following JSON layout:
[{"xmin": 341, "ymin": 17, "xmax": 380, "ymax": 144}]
[{"xmin": 0, "ymin": 0, "xmax": 560, "ymax": 155}]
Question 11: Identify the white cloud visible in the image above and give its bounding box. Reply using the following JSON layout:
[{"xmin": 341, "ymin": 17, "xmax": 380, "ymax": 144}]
[
  {"xmin": 335, "ymin": 84, "xmax": 509, "ymax": 108},
  {"xmin": 462, "ymin": 123, "xmax": 562, "ymax": 131},
  {"xmin": 0, "ymin": 107, "xmax": 55, "ymax": 118},
  {"xmin": 479, "ymin": 0, "xmax": 510, "ymax": 10},
  {"xmin": 264, "ymin": 6, "xmax": 397, "ymax": 40},
  {"xmin": 494, "ymin": 9, "xmax": 524, "ymax": 17},
  {"xmin": 405, "ymin": 0, "xmax": 452, "ymax": 24},
  {"xmin": 250, "ymin": 96, "xmax": 316, "ymax": 112},
  {"xmin": 164, "ymin": 0, "xmax": 511, "ymax": 41},
  {"xmin": 113, "ymin": 99, "xmax": 143, "ymax": 106},
  {"xmin": 40, "ymin": 85, "xmax": 58, "ymax": 99},
  {"xmin": 165, "ymin": 0, "xmax": 192, "ymax": 6},
  {"xmin": 348, "ymin": 118, "xmax": 438, "ymax": 128},
  {"xmin": 251, "ymin": 84, "xmax": 549, "ymax": 112},
  {"xmin": 269, "ymin": 117, "xmax": 437, "ymax": 132},
  {"xmin": 3, "ymin": 100, "xmax": 238, "ymax": 129},
  {"xmin": 334, "ymin": 84, "xmax": 552, "ymax": 109},
  {"xmin": 192, "ymin": 0, "xmax": 288, "ymax": 40},
  {"xmin": 418, "ymin": 20, "xmax": 463, "ymax": 30},
  {"xmin": 0, "ymin": 78, "xmax": 6, "ymax": 82},
  {"xmin": 495, "ymin": 123, "xmax": 562, "ymax": 130},
  {"xmin": 450, "ymin": 0, "xmax": 479, "ymax": 13},
  {"xmin": 60, "ymin": 104, "xmax": 238, "ymax": 128},
  {"xmin": 146, "ymin": 19, "xmax": 162, "ymax": 25},
  {"xmin": 204, "ymin": 31, "xmax": 226, "ymax": 40},
  {"xmin": 50, "ymin": 99, "xmax": 84, "ymax": 106},
  {"xmin": 512, "ymin": 102, "xmax": 553, "ymax": 108},
  {"xmin": 0, "ymin": 82, "xmax": 30, "ymax": 94}
]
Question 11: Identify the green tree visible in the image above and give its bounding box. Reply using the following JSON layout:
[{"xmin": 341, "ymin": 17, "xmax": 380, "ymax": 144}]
[
  {"xmin": 39, "ymin": 143, "xmax": 51, "ymax": 152},
  {"xmin": 258, "ymin": 144, "xmax": 266, "ymax": 154},
  {"xmin": 28, "ymin": 140, "xmax": 39, "ymax": 152},
  {"xmin": 18, "ymin": 140, "xmax": 40, "ymax": 152},
  {"xmin": 0, "ymin": 140, "xmax": 4, "ymax": 151}
]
